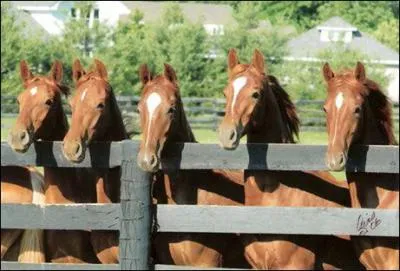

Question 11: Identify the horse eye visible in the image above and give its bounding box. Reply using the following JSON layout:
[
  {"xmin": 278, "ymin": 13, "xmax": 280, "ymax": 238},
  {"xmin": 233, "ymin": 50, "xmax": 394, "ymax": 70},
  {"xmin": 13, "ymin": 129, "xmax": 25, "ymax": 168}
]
[
  {"xmin": 97, "ymin": 103, "xmax": 105, "ymax": 110},
  {"xmin": 167, "ymin": 107, "xmax": 176, "ymax": 115},
  {"xmin": 45, "ymin": 99, "xmax": 53, "ymax": 106},
  {"xmin": 323, "ymin": 106, "xmax": 327, "ymax": 113},
  {"xmin": 354, "ymin": 107, "xmax": 361, "ymax": 115},
  {"xmin": 252, "ymin": 92, "xmax": 260, "ymax": 99}
]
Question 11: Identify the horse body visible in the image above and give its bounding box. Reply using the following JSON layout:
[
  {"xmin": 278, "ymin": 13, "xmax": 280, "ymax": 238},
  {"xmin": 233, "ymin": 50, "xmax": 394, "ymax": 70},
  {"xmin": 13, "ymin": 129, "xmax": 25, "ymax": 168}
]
[
  {"xmin": 62, "ymin": 59, "xmax": 128, "ymax": 264},
  {"xmin": 1, "ymin": 166, "xmax": 45, "ymax": 263},
  {"xmin": 8, "ymin": 60, "xmax": 98, "ymax": 263},
  {"xmin": 218, "ymin": 49, "xmax": 361, "ymax": 269},
  {"xmin": 136, "ymin": 64, "xmax": 248, "ymax": 268},
  {"xmin": 322, "ymin": 62, "xmax": 399, "ymax": 270}
]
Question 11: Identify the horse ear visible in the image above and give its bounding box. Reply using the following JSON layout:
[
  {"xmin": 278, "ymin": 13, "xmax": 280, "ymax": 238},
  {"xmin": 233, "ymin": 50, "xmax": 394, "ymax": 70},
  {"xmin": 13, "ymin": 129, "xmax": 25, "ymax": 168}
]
[
  {"xmin": 72, "ymin": 59, "xmax": 85, "ymax": 83},
  {"xmin": 139, "ymin": 64, "xmax": 152, "ymax": 86},
  {"xmin": 49, "ymin": 60, "xmax": 63, "ymax": 83},
  {"xmin": 355, "ymin": 61, "xmax": 366, "ymax": 82},
  {"xmin": 164, "ymin": 63, "xmax": 177, "ymax": 83},
  {"xmin": 322, "ymin": 62, "xmax": 334, "ymax": 82},
  {"xmin": 251, "ymin": 49, "xmax": 265, "ymax": 75},
  {"xmin": 94, "ymin": 59, "xmax": 108, "ymax": 81},
  {"xmin": 20, "ymin": 60, "xmax": 33, "ymax": 83},
  {"xmin": 227, "ymin": 48, "xmax": 239, "ymax": 75}
]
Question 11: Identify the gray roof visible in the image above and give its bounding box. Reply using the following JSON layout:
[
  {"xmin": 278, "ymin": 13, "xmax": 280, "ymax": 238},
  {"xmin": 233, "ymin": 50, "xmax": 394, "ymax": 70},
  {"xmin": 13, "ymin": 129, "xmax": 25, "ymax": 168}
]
[
  {"xmin": 287, "ymin": 16, "xmax": 399, "ymax": 63},
  {"xmin": 11, "ymin": 1, "xmax": 57, "ymax": 8},
  {"xmin": 121, "ymin": 1, "xmax": 235, "ymax": 25}
]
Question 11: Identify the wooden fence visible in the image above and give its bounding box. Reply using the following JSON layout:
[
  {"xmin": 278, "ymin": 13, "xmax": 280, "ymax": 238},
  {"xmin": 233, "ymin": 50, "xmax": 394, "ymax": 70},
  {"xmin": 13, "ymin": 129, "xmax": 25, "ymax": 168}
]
[
  {"xmin": 1, "ymin": 140, "xmax": 399, "ymax": 270},
  {"xmin": 2, "ymin": 95, "xmax": 399, "ymax": 132}
]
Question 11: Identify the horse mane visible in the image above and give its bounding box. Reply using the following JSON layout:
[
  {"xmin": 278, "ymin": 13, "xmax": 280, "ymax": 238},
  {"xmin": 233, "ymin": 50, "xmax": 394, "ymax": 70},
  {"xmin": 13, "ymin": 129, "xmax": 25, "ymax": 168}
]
[
  {"xmin": 363, "ymin": 79, "xmax": 397, "ymax": 145},
  {"xmin": 267, "ymin": 75, "xmax": 300, "ymax": 143}
]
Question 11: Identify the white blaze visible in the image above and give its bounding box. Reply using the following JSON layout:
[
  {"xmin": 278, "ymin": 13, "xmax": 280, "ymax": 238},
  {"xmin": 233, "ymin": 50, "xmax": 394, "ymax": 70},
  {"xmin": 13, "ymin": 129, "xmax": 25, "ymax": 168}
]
[
  {"xmin": 335, "ymin": 92, "xmax": 344, "ymax": 109},
  {"xmin": 231, "ymin": 76, "xmax": 247, "ymax": 115},
  {"xmin": 332, "ymin": 92, "xmax": 345, "ymax": 145},
  {"xmin": 80, "ymin": 89, "xmax": 88, "ymax": 101},
  {"xmin": 145, "ymin": 92, "xmax": 162, "ymax": 148},
  {"xmin": 30, "ymin": 87, "xmax": 38, "ymax": 96}
]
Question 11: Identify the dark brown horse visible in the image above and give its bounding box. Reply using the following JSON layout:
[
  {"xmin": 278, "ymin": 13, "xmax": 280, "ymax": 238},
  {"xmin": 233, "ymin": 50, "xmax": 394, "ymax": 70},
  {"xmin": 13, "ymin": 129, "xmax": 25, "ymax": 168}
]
[
  {"xmin": 62, "ymin": 59, "xmax": 126, "ymax": 264},
  {"xmin": 322, "ymin": 62, "xmax": 399, "ymax": 270},
  {"xmin": 218, "ymin": 49, "xmax": 361, "ymax": 269},
  {"xmin": 136, "ymin": 63, "xmax": 248, "ymax": 268},
  {"xmin": 8, "ymin": 60, "xmax": 98, "ymax": 263}
]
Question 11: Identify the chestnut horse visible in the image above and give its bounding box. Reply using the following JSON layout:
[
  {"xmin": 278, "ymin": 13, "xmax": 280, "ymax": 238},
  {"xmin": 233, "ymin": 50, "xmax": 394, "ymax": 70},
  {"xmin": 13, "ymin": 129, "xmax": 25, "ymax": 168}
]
[
  {"xmin": 218, "ymin": 49, "xmax": 361, "ymax": 269},
  {"xmin": 322, "ymin": 62, "xmax": 399, "ymax": 270},
  {"xmin": 136, "ymin": 63, "xmax": 248, "ymax": 268},
  {"xmin": 8, "ymin": 60, "xmax": 98, "ymax": 263},
  {"xmin": 62, "ymin": 59, "xmax": 126, "ymax": 264},
  {"xmin": 1, "ymin": 166, "xmax": 45, "ymax": 263}
]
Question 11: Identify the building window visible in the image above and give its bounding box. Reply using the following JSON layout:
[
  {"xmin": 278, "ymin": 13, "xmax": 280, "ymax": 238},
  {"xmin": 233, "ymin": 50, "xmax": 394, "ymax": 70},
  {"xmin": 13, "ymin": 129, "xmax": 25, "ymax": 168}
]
[
  {"xmin": 71, "ymin": 8, "xmax": 76, "ymax": 18},
  {"xmin": 94, "ymin": 8, "xmax": 99, "ymax": 19}
]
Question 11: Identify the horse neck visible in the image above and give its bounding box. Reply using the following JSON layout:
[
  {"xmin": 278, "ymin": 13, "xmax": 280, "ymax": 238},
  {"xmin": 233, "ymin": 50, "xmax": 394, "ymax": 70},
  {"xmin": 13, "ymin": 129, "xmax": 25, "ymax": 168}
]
[
  {"xmin": 166, "ymin": 97, "xmax": 196, "ymax": 144},
  {"xmin": 101, "ymin": 91, "xmax": 128, "ymax": 142},
  {"xmin": 246, "ymin": 84, "xmax": 289, "ymax": 144},
  {"xmin": 354, "ymin": 98, "xmax": 393, "ymax": 146},
  {"xmin": 40, "ymin": 104, "xmax": 69, "ymax": 141}
]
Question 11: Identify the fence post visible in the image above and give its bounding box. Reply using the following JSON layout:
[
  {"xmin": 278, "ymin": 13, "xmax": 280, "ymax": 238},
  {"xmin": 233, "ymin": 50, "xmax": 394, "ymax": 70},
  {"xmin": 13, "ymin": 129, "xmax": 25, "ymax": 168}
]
[{"xmin": 120, "ymin": 141, "xmax": 151, "ymax": 270}]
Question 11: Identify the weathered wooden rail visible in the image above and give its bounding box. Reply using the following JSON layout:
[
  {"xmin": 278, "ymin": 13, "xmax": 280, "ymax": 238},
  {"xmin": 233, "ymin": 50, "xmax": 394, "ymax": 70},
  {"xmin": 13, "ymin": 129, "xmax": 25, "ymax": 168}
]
[{"xmin": 1, "ymin": 140, "xmax": 399, "ymax": 270}]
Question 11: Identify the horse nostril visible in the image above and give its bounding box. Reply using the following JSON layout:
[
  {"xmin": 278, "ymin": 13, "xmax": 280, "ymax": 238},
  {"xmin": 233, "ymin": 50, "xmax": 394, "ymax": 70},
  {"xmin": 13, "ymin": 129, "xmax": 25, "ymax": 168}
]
[
  {"xmin": 150, "ymin": 155, "xmax": 157, "ymax": 167},
  {"xmin": 20, "ymin": 131, "xmax": 27, "ymax": 140},
  {"xmin": 229, "ymin": 130, "xmax": 236, "ymax": 141}
]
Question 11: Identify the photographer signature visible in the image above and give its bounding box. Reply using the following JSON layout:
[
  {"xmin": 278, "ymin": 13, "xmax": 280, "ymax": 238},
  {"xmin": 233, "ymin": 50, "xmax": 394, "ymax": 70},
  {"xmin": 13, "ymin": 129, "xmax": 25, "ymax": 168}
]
[{"xmin": 356, "ymin": 211, "xmax": 382, "ymax": 235}]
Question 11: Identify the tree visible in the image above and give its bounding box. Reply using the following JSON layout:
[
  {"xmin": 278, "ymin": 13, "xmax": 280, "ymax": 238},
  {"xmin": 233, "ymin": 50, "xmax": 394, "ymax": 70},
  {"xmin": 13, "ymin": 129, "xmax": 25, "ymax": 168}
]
[
  {"xmin": 274, "ymin": 43, "xmax": 389, "ymax": 101},
  {"xmin": 374, "ymin": 19, "xmax": 399, "ymax": 52},
  {"xmin": 1, "ymin": 2, "xmax": 50, "ymax": 95},
  {"xmin": 47, "ymin": 1, "xmax": 112, "ymax": 87}
]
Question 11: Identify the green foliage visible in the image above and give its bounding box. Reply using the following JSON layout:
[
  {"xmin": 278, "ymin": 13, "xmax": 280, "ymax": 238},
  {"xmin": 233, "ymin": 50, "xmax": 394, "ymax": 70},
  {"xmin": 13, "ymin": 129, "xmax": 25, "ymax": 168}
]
[
  {"xmin": 276, "ymin": 43, "xmax": 389, "ymax": 101},
  {"xmin": 374, "ymin": 18, "xmax": 399, "ymax": 52},
  {"xmin": 1, "ymin": 2, "xmax": 52, "ymax": 95},
  {"xmin": 1, "ymin": 1, "xmax": 396, "ymax": 100}
]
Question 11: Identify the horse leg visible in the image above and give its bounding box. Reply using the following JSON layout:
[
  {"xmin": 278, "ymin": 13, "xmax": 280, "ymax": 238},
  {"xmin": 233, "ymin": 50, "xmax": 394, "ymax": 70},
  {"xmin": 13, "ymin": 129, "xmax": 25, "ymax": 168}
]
[
  {"xmin": 1, "ymin": 230, "xmax": 23, "ymax": 259},
  {"xmin": 18, "ymin": 168, "xmax": 45, "ymax": 263},
  {"xmin": 46, "ymin": 230, "xmax": 98, "ymax": 263},
  {"xmin": 90, "ymin": 173, "xmax": 119, "ymax": 263}
]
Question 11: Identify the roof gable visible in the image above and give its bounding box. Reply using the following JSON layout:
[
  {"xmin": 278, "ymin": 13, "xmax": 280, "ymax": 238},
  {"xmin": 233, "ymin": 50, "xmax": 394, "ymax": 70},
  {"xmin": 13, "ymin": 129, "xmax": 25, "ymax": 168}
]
[{"xmin": 287, "ymin": 16, "xmax": 399, "ymax": 64}]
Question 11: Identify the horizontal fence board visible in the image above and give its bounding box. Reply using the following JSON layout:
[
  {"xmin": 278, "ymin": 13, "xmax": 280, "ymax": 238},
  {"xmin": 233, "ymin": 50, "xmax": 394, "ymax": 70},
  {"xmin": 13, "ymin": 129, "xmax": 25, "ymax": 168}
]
[
  {"xmin": 1, "ymin": 141, "xmax": 398, "ymax": 173},
  {"xmin": 0, "ymin": 262, "xmax": 119, "ymax": 270},
  {"xmin": 1, "ymin": 141, "xmax": 125, "ymax": 168},
  {"xmin": 1, "ymin": 203, "xmax": 120, "ymax": 230},
  {"xmin": 159, "ymin": 143, "xmax": 399, "ymax": 173},
  {"xmin": 154, "ymin": 264, "xmax": 248, "ymax": 270},
  {"xmin": 154, "ymin": 205, "xmax": 399, "ymax": 236},
  {"xmin": 2, "ymin": 204, "xmax": 398, "ymax": 236}
]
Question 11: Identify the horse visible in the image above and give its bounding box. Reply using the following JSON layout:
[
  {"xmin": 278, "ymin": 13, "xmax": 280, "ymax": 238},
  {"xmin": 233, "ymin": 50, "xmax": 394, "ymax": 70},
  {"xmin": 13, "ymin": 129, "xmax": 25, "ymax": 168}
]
[
  {"xmin": 1, "ymin": 166, "xmax": 45, "ymax": 263},
  {"xmin": 62, "ymin": 59, "xmax": 126, "ymax": 264},
  {"xmin": 7, "ymin": 60, "xmax": 99, "ymax": 263},
  {"xmin": 136, "ymin": 63, "xmax": 248, "ymax": 268},
  {"xmin": 217, "ymin": 48, "xmax": 362, "ymax": 269},
  {"xmin": 322, "ymin": 62, "xmax": 399, "ymax": 270}
]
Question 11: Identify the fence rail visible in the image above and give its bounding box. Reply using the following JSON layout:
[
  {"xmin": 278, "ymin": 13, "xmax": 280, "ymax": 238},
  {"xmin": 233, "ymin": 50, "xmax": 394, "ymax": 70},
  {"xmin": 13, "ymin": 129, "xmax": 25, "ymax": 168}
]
[
  {"xmin": 1, "ymin": 140, "xmax": 399, "ymax": 270},
  {"xmin": 2, "ymin": 96, "xmax": 399, "ymax": 132}
]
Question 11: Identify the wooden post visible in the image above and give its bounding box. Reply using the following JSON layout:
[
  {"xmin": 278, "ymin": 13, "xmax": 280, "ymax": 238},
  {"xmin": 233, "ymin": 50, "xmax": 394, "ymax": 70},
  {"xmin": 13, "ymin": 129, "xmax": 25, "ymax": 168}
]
[{"xmin": 120, "ymin": 141, "xmax": 151, "ymax": 270}]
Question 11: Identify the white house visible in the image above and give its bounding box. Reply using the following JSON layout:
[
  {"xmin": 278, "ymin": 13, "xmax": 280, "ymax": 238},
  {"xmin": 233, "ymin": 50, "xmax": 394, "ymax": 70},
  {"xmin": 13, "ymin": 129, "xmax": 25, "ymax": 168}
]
[
  {"xmin": 286, "ymin": 16, "xmax": 399, "ymax": 102},
  {"xmin": 11, "ymin": 1, "xmax": 234, "ymax": 36}
]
